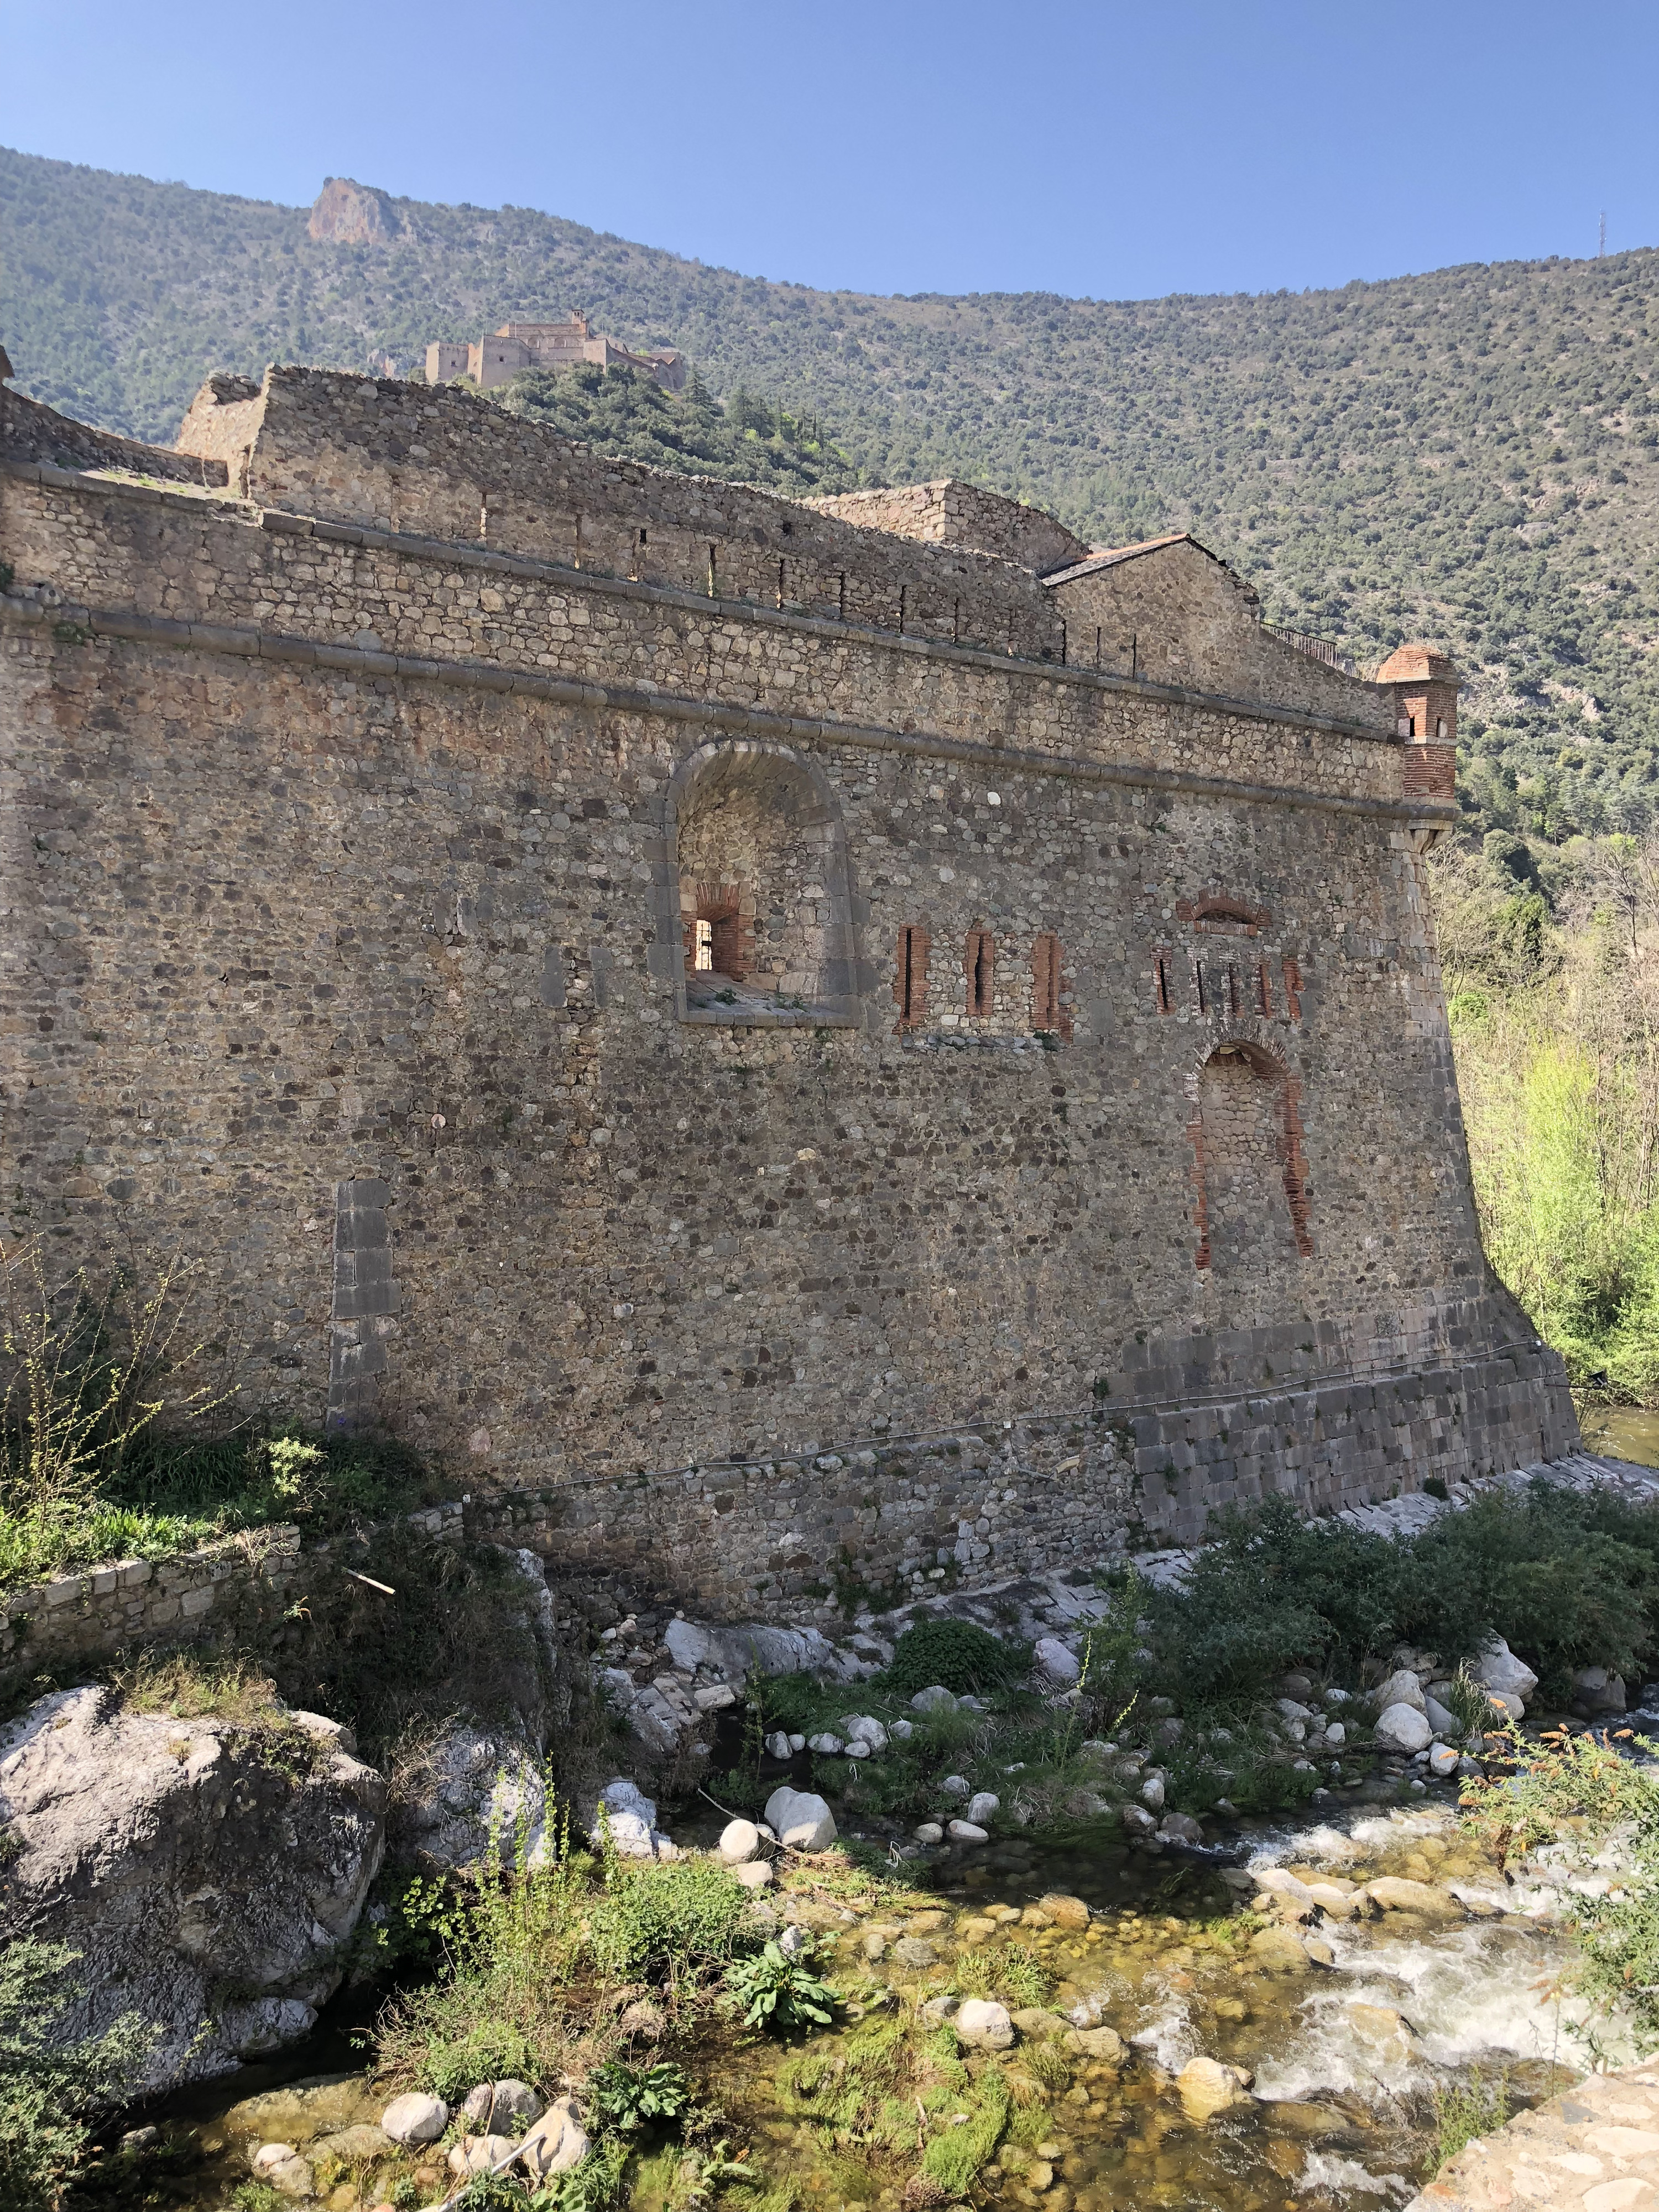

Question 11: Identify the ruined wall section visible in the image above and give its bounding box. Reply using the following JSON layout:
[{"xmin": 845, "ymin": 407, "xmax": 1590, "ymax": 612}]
[
  {"xmin": 807, "ymin": 482, "xmax": 1091, "ymax": 576},
  {"xmin": 1050, "ymin": 539, "xmax": 1392, "ymax": 732},
  {"xmin": 180, "ymin": 368, "xmax": 1075, "ymax": 662},
  {"xmin": 1, "ymin": 386, "xmax": 228, "ymax": 488}
]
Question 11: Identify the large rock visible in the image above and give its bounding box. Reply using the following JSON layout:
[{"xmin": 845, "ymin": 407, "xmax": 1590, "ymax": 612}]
[
  {"xmin": 0, "ymin": 1684, "xmax": 384, "ymax": 2091},
  {"xmin": 1375, "ymin": 1702, "xmax": 1433, "ymax": 1754},
  {"xmin": 1573, "ymin": 1665, "xmax": 1629, "ymax": 1715},
  {"xmin": 1375, "ymin": 1668, "xmax": 1427, "ymax": 1714},
  {"xmin": 382, "ymin": 2094, "xmax": 449, "ymax": 2146},
  {"xmin": 718, "ymin": 1818, "xmax": 764, "ymax": 1865},
  {"xmin": 1035, "ymin": 1637, "xmax": 1081, "ymax": 1685},
  {"xmin": 664, "ymin": 1618, "xmax": 847, "ymax": 1679},
  {"xmin": 954, "ymin": 1998, "xmax": 1015, "ymax": 2049},
  {"xmin": 763, "ymin": 1786, "xmax": 837, "ymax": 1851},
  {"xmin": 1423, "ymin": 1695, "xmax": 1462, "ymax": 1739},
  {"xmin": 1177, "ymin": 2056, "xmax": 1253, "ymax": 2121},
  {"xmin": 1365, "ymin": 1877, "xmax": 1465, "ymax": 1919},
  {"xmin": 1470, "ymin": 1636, "xmax": 1538, "ymax": 1705},
  {"xmin": 401, "ymin": 1723, "xmax": 548, "ymax": 1872},
  {"xmin": 521, "ymin": 2098, "xmax": 589, "ymax": 2180}
]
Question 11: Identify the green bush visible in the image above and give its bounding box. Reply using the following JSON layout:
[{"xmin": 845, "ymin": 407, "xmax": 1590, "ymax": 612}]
[
  {"xmin": 586, "ymin": 2059, "xmax": 692, "ymax": 2132},
  {"xmin": 588, "ymin": 1858, "xmax": 754, "ymax": 1980},
  {"xmin": 723, "ymin": 1938, "xmax": 836, "ymax": 2033},
  {"xmin": 0, "ymin": 1940, "xmax": 157, "ymax": 2212},
  {"xmin": 883, "ymin": 1619, "xmax": 1031, "ymax": 1699}
]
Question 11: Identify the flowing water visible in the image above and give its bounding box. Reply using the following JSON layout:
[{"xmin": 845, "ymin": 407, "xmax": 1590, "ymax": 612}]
[
  {"xmin": 1580, "ymin": 1405, "xmax": 1659, "ymax": 1469},
  {"xmin": 84, "ymin": 1796, "xmax": 1623, "ymax": 2212}
]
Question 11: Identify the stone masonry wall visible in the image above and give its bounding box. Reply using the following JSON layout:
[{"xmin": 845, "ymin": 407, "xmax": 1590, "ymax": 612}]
[
  {"xmin": 808, "ymin": 482, "xmax": 1092, "ymax": 578},
  {"xmin": 1, "ymin": 385, "xmax": 228, "ymax": 489},
  {"xmin": 0, "ymin": 376, "xmax": 1574, "ymax": 1621}
]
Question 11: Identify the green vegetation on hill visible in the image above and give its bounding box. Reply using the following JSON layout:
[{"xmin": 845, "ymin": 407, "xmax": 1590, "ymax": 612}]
[
  {"xmin": 4, "ymin": 145, "xmax": 1659, "ymax": 848},
  {"xmin": 489, "ymin": 361, "xmax": 856, "ymax": 493}
]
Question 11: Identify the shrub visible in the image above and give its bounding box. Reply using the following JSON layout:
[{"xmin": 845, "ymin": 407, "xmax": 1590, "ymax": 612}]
[
  {"xmin": 0, "ymin": 1940, "xmax": 158, "ymax": 2212},
  {"xmin": 587, "ymin": 2059, "xmax": 692, "ymax": 2132},
  {"xmin": 883, "ymin": 1620, "xmax": 1031, "ymax": 1699},
  {"xmin": 588, "ymin": 1858, "xmax": 754, "ymax": 1980},
  {"xmin": 723, "ymin": 1937, "xmax": 836, "ymax": 2032}
]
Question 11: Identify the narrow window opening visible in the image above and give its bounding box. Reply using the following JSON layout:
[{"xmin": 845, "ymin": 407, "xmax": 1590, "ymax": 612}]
[
  {"xmin": 966, "ymin": 930, "xmax": 995, "ymax": 1018},
  {"xmin": 896, "ymin": 925, "xmax": 930, "ymax": 1031},
  {"xmin": 953, "ymin": 596, "xmax": 961, "ymax": 643},
  {"xmin": 1033, "ymin": 933, "xmax": 1062, "ymax": 1029},
  {"xmin": 638, "ymin": 527, "xmax": 648, "ymax": 545},
  {"xmin": 694, "ymin": 918, "xmax": 714, "ymax": 972},
  {"xmin": 1436, "ymin": 716, "xmax": 1447, "ymax": 739},
  {"xmin": 1095, "ymin": 625, "xmax": 1102, "ymax": 669},
  {"xmin": 1407, "ymin": 714, "xmax": 1417, "ymax": 738},
  {"xmin": 838, "ymin": 572, "xmax": 847, "ymax": 620},
  {"xmin": 1060, "ymin": 621, "xmax": 1068, "ymax": 667},
  {"xmin": 1226, "ymin": 963, "xmax": 1240, "ymax": 1017},
  {"xmin": 1255, "ymin": 959, "xmax": 1272, "ymax": 1016},
  {"xmin": 899, "ymin": 583, "xmax": 907, "ymax": 635},
  {"xmin": 572, "ymin": 512, "xmax": 583, "ymax": 568},
  {"xmin": 777, "ymin": 557, "xmax": 786, "ymax": 609},
  {"xmin": 1155, "ymin": 954, "xmax": 1171, "ymax": 1015},
  {"xmin": 1194, "ymin": 959, "xmax": 1207, "ymax": 1015},
  {"xmin": 707, "ymin": 542, "xmax": 718, "ymax": 598}
]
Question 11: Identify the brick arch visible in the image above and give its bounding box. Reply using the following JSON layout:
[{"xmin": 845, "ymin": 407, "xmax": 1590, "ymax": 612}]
[
  {"xmin": 1177, "ymin": 894, "xmax": 1271, "ymax": 937},
  {"xmin": 661, "ymin": 738, "xmax": 864, "ymax": 1024},
  {"xmin": 1185, "ymin": 1039, "xmax": 1313, "ymax": 1271}
]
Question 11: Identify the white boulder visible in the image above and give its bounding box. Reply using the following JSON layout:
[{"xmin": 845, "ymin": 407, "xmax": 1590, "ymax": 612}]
[
  {"xmin": 1140, "ymin": 1774, "xmax": 1166, "ymax": 1811},
  {"xmin": 1428, "ymin": 1744, "xmax": 1461, "ymax": 1777},
  {"xmin": 404, "ymin": 1723, "xmax": 549, "ymax": 1874},
  {"xmin": 382, "ymin": 2094, "xmax": 448, "ymax": 2146},
  {"xmin": 520, "ymin": 2099, "xmax": 589, "ymax": 2180},
  {"xmin": 948, "ymin": 1819, "xmax": 989, "ymax": 1843},
  {"xmin": 841, "ymin": 1714, "xmax": 889, "ymax": 1752},
  {"xmin": 807, "ymin": 1733, "xmax": 846, "ymax": 1756},
  {"xmin": 1375, "ymin": 1702, "xmax": 1433, "ymax": 1754},
  {"xmin": 763, "ymin": 1786, "xmax": 837, "ymax": 1852},
  {"xmin": 1573, "ymin": 1666, "xmax": 1628, "ymax": 1715},
  {"xmin": 914, "ymin": 1821, "xmax": 945, "ymax": 1844},
  {"xmin": 941, "ymin": 1773, "xmax": 972, "ymax": 1800},
  {"xmin": 1423, "ymin": 1696, "xmax": 1462, "ymax": 1740},
  {"xmin": 1035, "ymin": 1637, "xmax": 1081, "ymax": 1684},
  {"xmin": 1324, "ymin": 1720, "xmax": 1347, "ymax": 1747},
  {"xmin": 718, "ymin": 1819, "xmax": 764, "ymax": 1865},
  {"xmin": 966, "ymin": 1791, "xmax": 1000, "ymax": 1824},
  {"xmin": 1376, "ymin": 1669, "xmax": 1427, "ymax": 1714},
  {"xmin": 911, "ymin": 1686, "xmax": 959, "ymax": 1713},
  {"xmin": 764, "ymin": 1731, "xmax": 793, "ymax": 1760},
  {"xmin": 1470, "ymin": 1637, "xmax": 1538, "ymax": 1705},
  {"xmin": 889, "ymin": 1718, "xmax": 915, "ymax": 1741},
  {"xmin": 955, "ymin": 1998, "xmax": 1014, "ymax": 2049},
  {"xmin": 450, "ymin": 2135, "xmax": 517, "ymax": 2178}
]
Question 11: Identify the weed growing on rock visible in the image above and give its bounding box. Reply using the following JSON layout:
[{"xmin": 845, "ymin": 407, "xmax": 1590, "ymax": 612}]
[
  {"xmin": 587, "ymin": 2058, "xmax": 693, "ymax": 2131},
  {"xmin": 1430, "ymin": 2069, "xmax": 1514, "ymax": 2171},
  {"xmin": 589, "ymin": 1856, "xmax": 756, "ymax": 1984}
]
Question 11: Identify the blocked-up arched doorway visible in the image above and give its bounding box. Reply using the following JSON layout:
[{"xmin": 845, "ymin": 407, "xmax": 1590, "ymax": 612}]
[{"xmin": 1189, "ymin": 1042, "xmax": 1313, "ymax": 1276}]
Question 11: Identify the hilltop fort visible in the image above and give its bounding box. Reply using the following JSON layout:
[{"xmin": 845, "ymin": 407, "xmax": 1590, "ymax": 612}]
[
  {"xmin": 0, "ymin": 362, "xmax": 1574, "ymax": 1618},
  {"xmin": 426, "ymin": 313, "xmax": 686, "ymax": 394}
]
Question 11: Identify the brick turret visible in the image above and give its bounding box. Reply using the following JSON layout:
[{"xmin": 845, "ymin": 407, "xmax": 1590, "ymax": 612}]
[{"xmin": 1375, "ymin": 642, "xmax": 1458, "ymax": 803}]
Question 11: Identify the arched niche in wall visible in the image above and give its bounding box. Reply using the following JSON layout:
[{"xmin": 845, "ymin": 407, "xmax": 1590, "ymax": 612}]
[
  {"xmin": 1187, "ymin": 1039, "xmax": 1313, "ymax": 1276},
  {"xmin": 661, "ymin": 739, "xmax": 863, "ymax": 1027}
]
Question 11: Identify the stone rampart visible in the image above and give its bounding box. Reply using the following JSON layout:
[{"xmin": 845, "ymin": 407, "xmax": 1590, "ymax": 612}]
[{"xmin": 0, "ymin": 371, "xmax": 1574, "ymax": 1620}]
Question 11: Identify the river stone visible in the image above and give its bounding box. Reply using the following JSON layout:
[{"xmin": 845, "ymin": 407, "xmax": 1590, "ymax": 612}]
[
  {"xmin": 718, "ymin": 1818, "xmax": 764, "ymax": 1865},
  {"xmin": 733, "ymin": 1858, "xmax": 775, "ymax": 1889},
  {"xmin": 1375, "ymin": 1702, "xmax": 1433, "ymax": 1753},
  {"xmin": 0, "ymin": 1684, "xmax": 385, "ymax": 2093},
  {"xmin": 807, "ymin": 1733, "xmax": 846, "ymax": 1756},
  {"xmin": 1423, "ymin": 1695, "xmax": 1462, "ymax": 1739},
  {"xmin": 1366, "ymin": 1877, "xmax": 1465, "ymax": 1919},
  {"xmin": 1376, "ymin": 1668, "xmax": 1428, "ymax": 1714},
  {"xmin": 1034, "ymin": 1637, "xmax": 1081, "ymax": 1684},
  {"xmin": 1573, "ymin": 1665, "xmax": 1629, "ymax": 1714},
  {"xmin": 1160, "ymin": 1812, "xmax": 1205, "ymax": 1843},
  {"xmin": 914, "ymin": 1821, "xmax": 945, "ymax": 1844},
  {"xmin": 1428, "ymin": 1743, "xmax": 1461, "ymax": 1777},
  {"xmin": 966, "ymin": 1791, "xmax": 1000, "ymax": 1824},
  {"xmin": 382, "ymin": 2094, "xmax": 448, "ymax": 2146},
  {"xmin": 1177, "ymin": 2057, "xmax": 1254, "ymax": 2121},
  {"xmin": 313, "ymin": 2125, "xmax": 393, "ymax": 2164},
  {"xmin": 486, "ymin": 2081, "xmax": 544, "ymax": 2133},
  {"xmin": 1067, "ymin": 2024, "xmax": 1125, "ymax": 2063},
  {"xmin": 764, "ymin": 1731, "xmax": 792, "ymax": 1760},
  {"xmin": 763, "ymin": 1787, "xmax": 837, "ymax": 1851},
  {"xmin": 450, "ymin": 2134, "xmax": 517, "ymax": 2176},
  {"xmin": 1120, "ymin": 1804, "xmax": 1156, "ymax": 1833},
  {"xmin": 1470, "ymin": 1636, "xmax": 1539, "ymax": 1705},
  {"xmin": 264, "ymin": 2156, "xmax": 314, "ymax": 2198},
  {"xmin": 520, "ymin": 2100, "xmax": 589, "ymax": 2180},
  {"xmin": 1040, "ymin": 1892, "xmax": 1091, "ymax": 1929},
  {"xmin": 956, "ymin": 1998, "xmax": 1015, "ymax": 2049},
  {"xmin": 841, "ymin": 1714, "xmax": 889, "ymax": 1751},
  {"xmin": 1249, "ymin": 1928, "xmax": 1313, "ymax": 1972},
  {"xmin": 1141, "ymin": 1774, "xmax": 1166, "ymax": 1811},
  {"xmin": 1347, "ymin": 2002, "xmax": 1418, "ymax": 2064},
  {"xmin": 911, "ymin": 1686, "xmax": 958, "ymax": 1713},
  {"xmin": 894, "ymin": 1936, "xmax": 938, "ymax": 1968},
  {"xmin": 253, "ymin": 2144, "xmax": 299, "ymax": 2174},
  {"xmin": 941, "ymin": 1773, "xmax": 972, "ymax": 1800}
]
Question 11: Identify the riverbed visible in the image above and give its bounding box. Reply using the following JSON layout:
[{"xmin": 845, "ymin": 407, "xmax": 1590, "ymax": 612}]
[{"xmin": 79, "ymin": 1789, "xmax": 1617, "ymax": 2212}]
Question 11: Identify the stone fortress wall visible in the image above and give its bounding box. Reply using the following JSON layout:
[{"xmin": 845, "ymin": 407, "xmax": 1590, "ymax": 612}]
[{"xmin": 0, "ymin": 363, "xmax": 1576, "ymax": 1617}]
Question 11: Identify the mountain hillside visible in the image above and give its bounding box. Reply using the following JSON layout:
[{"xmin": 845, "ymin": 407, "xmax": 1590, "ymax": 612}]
[{"xmin": 4, "ymin": 144, "xmax": 1659, "ymax": 844}]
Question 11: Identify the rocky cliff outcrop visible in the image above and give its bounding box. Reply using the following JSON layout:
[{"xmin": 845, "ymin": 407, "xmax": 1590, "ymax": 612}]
[{"xmin": 0, "ymin": 1684, "xmax": 385, "ymax": 2089}]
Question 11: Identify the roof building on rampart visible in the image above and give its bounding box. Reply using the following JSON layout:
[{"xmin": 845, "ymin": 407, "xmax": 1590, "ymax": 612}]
[
  {"xmin": 426, "ymin": 313, "xmax": 686, "ymax": 394},
  {"xmin": 0, "ymin": 360, "xmax": 1575, "ymax": 1619}
]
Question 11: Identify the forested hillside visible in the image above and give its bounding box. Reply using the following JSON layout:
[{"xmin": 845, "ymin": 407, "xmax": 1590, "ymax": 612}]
[{"xmin": 5, "ymin": 144, "xmax": 1659, "ymax": 845}]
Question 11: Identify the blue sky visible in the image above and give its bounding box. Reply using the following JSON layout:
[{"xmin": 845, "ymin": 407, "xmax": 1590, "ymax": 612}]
[{"xmin": 3, "ymin": 0, "xmax": 1655, "ymax": 300}]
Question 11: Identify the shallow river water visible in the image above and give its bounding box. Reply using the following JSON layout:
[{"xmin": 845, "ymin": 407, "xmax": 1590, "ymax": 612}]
[{"xmin": 90, "ymin": 1791, "xmax": 1625, "ymax": 2212}]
